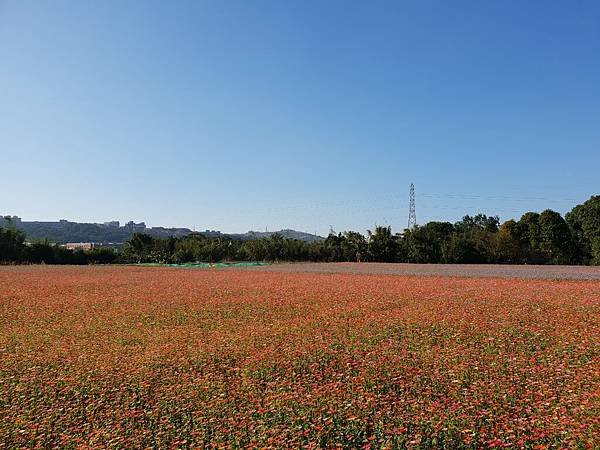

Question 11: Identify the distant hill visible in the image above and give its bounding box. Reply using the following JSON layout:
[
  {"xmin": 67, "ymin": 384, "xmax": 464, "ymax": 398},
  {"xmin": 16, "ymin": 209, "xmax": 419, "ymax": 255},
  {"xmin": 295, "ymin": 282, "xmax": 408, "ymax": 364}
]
[
  {"xmin": 232, "ymin": 229, "xmax": 323, "ymax": 242},
  {"xmin": 0, "ymin": 216, "xmax": 324, "ymax": 244}
]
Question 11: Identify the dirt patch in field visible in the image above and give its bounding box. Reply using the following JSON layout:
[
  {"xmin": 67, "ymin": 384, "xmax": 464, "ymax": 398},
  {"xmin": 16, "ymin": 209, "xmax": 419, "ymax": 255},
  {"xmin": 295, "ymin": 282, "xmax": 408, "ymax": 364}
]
[{"xmin": 243, "ymin": 262, "xmax": 600, "ymax": 280}]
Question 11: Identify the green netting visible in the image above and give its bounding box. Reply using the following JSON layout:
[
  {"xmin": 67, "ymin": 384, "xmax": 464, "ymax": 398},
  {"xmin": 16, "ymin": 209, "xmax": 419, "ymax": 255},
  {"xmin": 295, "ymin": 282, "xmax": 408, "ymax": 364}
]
[{"xmin": 134, "ymin": 261, "xmax": 271, "ymax": 269}]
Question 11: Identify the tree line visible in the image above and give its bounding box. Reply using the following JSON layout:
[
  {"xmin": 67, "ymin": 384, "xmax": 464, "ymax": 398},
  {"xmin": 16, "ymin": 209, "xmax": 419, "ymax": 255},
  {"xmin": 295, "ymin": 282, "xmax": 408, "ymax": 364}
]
[
  {"xmin": 0, "ymin": 226, "xmax": 118, "ymax": 264},
  {"xmin": 2, "ymin": 195, "xmax": 599, "ymax": 265}
]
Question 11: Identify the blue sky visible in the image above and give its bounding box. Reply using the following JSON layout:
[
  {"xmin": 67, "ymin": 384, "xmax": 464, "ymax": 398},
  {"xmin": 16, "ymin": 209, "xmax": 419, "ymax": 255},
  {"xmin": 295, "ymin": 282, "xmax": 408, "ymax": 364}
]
[{"xmin": 1, "ymin": 0, "xmax": 598, "ymax": 234}]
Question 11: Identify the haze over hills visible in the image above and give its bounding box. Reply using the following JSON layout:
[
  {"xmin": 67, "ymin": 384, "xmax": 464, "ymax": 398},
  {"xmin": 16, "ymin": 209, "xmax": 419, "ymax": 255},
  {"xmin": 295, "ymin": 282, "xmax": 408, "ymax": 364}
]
[{"xmin": 0, "ymin": 216, "xmax": 324, "ymax": 244}]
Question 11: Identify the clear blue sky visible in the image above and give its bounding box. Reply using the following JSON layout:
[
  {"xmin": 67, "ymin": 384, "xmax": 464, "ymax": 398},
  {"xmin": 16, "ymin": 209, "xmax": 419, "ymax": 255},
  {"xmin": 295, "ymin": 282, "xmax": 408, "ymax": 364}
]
[{"xmin": 1, "ymin": 1, "xmax": 598, "ymax": 234}]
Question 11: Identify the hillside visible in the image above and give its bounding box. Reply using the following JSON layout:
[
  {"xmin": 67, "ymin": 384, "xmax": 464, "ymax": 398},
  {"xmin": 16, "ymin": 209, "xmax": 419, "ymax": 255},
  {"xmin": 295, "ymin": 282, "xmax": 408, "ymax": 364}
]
[
  {"xmin": 232, "ymin": 229, "xmax": 323, "ymax": 242},
  {"xmin": 0, "ymin": 217, "xmax": 323, "ymax": 244}
]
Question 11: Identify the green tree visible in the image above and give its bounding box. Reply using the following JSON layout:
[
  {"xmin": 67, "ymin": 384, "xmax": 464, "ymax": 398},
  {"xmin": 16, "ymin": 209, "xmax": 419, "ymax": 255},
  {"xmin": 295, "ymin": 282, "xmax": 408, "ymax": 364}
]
[
  {"xmin": 538, "ymin": 209, "xmax": 573, "ymax": 264},
  {"xmin": 442, "ymin": 233, "xmax": 486, "ymax": 263},
  {"xmin": 238, "ymin": 239, "xmax": 267, "ymax": 261},
  {"xmin": 173, "ymin": 233, "xmax": 207, "ymax": 263},
  {"xmin": 448, "ymin": 215, "xmax": 497, "ymax": 263},
  {"xmin": 26, "ymin": 240, "xmax": 57, "ymax": 264},
  {"xmin": 517, "ymin": 212, "xmax": 544, "ymax": 263},
  {"xmin": 454, "ymin": 214, "xmax": 500, "ymax": 233},
  {"xmin": 0, "ymin": 226, "xmax": 26, "ymax": 262},
  {"xmin": 122, "ymin": 233, "xmax": 157, "ymax": 263},
  {"xmin": 341, "ymin": 231, "xmax": 367, "ymax": 262},
  {"xmin": 566, "ymin": 195, "xmax": 600, "ymax": 264},
  {"xmin": 491, "ymin": 220, "xmax": 522, "ymax": 263},
  {"xmin": 367, "ymin": 226, "xmax": 398, "ymax": 262},
  {"xmin": 402, "ymin": 222, "xmax": 454, "ymax": 263},
  {"xmin": 86, "ymin": 247, "xmax": 117, "ymax": 264},
  {"xmin": 323, "ymin": 232, "xmax": 345, "ymax": 262},
  {"xmin": 592, "ymin": 237, "xmax": 600, "ymax": 266}
]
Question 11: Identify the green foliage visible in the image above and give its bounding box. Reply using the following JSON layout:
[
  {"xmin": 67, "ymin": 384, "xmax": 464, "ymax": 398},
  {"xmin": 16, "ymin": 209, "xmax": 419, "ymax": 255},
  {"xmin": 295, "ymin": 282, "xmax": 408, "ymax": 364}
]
[
  {"xmin": 442, "ymin": 233, "xmax": 487, "ymax": 263},
  {"xmin": 517, "ymin": 212, "xmax": 544, "ymax": 263},
  {"xmin": 566, "ymin": 195, "xmax": 600, "ymax": 264},
  {"xmin": 0, "ymin": 226, "xmax": 26, "ymax": 262},
  {"xmin": 402, "ymin": 222, "xmax": 454, "ymax": 263},
  {"xmin": 591, "ymin": 237, "xmax": 600, "ymax": 266},
  {"xmin": 87, "ymin": 247, "xmax": 118, "ymax": 264},
  {"xmin": 367, "ymin": 226, "xmax": 398, "ymax": 262},
  {"xmin": 454, "ymin": 214, "xmax": 500, "ymax": 233},
  {"xmin": 0, "ymin": 221, "xmax": 117, "ymax": 265},
  {"xmin": 26, "ymin": 240, "xmax": 57, "ymax": 264},
  {"xmin": 538, "ymin": 209, "xmax": 573, "ymax": 264},
  {"xmin": 491, "ymin": 220, "xmax": 522, "ymax": 264},
  {"xmin": 341, "ymin": 231, "xmax": 368, "ymax": 262}
]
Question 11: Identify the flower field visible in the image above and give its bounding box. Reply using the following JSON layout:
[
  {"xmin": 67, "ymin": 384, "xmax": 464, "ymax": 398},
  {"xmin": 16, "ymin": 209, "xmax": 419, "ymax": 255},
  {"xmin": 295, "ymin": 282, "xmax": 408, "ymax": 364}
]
[{"xmin": 0, "ymin": 266, "xmax": 598, "ymax": 449}]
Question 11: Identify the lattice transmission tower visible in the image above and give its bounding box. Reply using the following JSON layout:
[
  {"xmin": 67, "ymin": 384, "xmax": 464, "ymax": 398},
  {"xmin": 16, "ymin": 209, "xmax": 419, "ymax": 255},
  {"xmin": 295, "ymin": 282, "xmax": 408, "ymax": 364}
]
[{"xmin": 408, "ymin": 183, "xmax": 417, "ymax": 229}]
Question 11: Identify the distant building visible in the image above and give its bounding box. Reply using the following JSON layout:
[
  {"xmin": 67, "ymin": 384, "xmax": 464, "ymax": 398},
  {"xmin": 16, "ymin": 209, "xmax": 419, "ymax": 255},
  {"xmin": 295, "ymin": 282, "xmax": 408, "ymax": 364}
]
[
  {"xmin": 125, "ymin": 221, "xmax": 146, "ymax": 231},
  {"xmin": 103, "ymin": 221, "xmax": 120, "ymax": 228},
  {"xmin": 1, "ymin": 215, "xmax": 22, "ymax": 226},
  {"xmin": 62, "ymin": 242, "xmax": 95, "ymax": 251}
]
